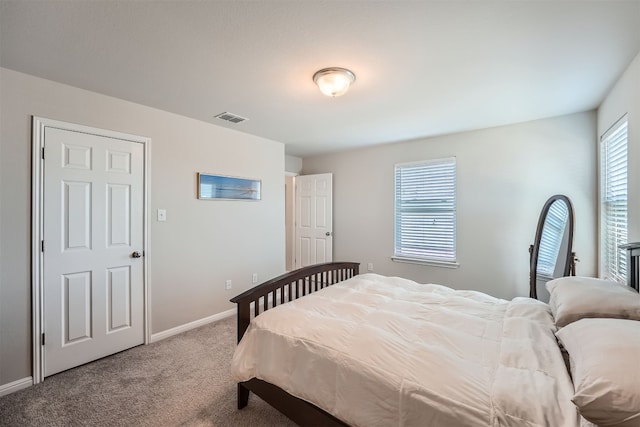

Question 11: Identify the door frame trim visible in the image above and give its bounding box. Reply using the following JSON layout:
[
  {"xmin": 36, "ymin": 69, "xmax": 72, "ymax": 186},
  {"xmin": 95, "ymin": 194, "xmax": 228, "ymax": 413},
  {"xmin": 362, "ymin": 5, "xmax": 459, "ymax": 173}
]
[{"xmin": 31, "ymin": 117, "xmax": 151, "ymax": 384}]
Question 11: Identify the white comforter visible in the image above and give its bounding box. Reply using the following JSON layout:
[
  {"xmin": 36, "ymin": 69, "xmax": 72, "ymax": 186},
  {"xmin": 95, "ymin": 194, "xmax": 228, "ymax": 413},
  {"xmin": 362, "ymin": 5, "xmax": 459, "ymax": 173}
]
[{"xmin": 231, "ymin": 273, "xmax": 579, "ymax": 427}]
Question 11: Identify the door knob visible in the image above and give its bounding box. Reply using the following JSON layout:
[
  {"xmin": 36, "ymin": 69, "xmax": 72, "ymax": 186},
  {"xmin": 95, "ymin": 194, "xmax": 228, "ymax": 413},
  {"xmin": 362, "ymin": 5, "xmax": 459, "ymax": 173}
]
[
  {"xmin": 325, "ymin": 232, "xmax": 332, "ymax": 236},
  {"xmin": 131, "ymin": 251, "xmax": 142, "ymax": 258}
]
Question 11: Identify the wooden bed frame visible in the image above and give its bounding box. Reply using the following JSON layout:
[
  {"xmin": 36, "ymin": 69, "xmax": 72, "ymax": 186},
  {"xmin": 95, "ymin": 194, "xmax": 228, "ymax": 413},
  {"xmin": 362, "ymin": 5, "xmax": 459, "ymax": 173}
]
[
  {"xmin": 621, "ymin": 242, "xmax": 640, "ymax": 292},
  {"xmin": 229, "ymin": 261, "xmax": 359, "ymax": 426},
  {"xmin": 230, "ymin": 252, "xmax": 640, "ymax": 425}
]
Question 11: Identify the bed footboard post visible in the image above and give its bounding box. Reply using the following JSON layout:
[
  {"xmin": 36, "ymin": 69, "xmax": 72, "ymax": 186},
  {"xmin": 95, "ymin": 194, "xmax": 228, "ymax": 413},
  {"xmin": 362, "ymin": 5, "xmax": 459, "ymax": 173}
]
[
  {"xmin": 238, "ymin": 383, "xmax": 250, "ymax": 409},
  {"xmin": 236, "ymin": 302, "xmax": 251, "ymax": 344},
  {"xmin": 621, "ymin": 242, "xmax": 640, "ymax": 292}
]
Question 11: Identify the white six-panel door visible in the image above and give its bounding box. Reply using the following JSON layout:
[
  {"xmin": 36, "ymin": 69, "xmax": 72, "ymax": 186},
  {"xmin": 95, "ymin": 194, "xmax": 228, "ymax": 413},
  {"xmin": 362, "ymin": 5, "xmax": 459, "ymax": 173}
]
[
  {"xmin": 295, "ymin": 173, "xmax": 333, "ymax": 269},
  {"xmin": 43, "ymin": 126, "xmax": 145, "ymax": 376}
]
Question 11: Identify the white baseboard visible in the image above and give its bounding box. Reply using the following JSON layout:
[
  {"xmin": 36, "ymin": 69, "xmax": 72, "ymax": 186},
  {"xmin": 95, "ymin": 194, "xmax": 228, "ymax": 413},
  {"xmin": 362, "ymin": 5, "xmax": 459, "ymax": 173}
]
[
  {"xmin": 0, "ymin": 376, "xmax": 33, "ymax": 397},
  {"xmin": 150, "ymin": 308, "xmax": 235, "ymax": 343}
]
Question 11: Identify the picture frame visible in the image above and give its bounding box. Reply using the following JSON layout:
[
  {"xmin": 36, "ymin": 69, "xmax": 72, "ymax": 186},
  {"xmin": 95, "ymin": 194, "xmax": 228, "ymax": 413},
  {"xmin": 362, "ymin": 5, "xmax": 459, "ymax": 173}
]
[{"xmin": 197, "ymin": 173, "xmax": 261, "ymax": 201}]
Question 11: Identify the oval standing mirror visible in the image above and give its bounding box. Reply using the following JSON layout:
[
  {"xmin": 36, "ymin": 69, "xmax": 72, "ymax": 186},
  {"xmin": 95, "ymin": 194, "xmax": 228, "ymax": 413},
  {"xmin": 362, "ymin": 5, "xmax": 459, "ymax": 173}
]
[{"xmin": 529, "ymin": 195, "xmax": 576, "ymax": 300}]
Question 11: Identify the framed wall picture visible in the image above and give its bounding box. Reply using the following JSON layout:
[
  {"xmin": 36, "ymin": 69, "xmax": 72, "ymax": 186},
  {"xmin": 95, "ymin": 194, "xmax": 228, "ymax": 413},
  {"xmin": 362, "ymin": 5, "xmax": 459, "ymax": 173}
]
[{"xmin": 197, "ymin": 173, "xmax": 261, "ymax": 201}]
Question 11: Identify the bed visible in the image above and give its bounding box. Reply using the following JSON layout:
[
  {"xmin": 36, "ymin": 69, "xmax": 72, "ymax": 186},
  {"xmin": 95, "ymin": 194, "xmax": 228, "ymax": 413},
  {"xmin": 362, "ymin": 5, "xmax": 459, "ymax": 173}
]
[{"xmin": 230, "ymin": 258, "xmax": 640, "ymax": 427}]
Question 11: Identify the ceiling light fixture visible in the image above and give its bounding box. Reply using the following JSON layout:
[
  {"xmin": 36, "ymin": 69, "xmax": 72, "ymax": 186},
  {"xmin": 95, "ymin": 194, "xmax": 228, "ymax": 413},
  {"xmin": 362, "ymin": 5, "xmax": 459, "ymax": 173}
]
[{"xmin": 313, "ymin": 67, "xmax": 356, "ymax": 97}]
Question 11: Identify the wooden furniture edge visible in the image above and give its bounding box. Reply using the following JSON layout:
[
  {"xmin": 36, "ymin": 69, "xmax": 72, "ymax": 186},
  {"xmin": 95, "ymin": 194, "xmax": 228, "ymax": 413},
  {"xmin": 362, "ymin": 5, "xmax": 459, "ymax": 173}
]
[
  {"xmin": 238, "ymin": 379, "xmax": 348, "ymax": 426},
  {"xmin": 620, "ymin": 242, "xmax": 640, "ymax": 291}
]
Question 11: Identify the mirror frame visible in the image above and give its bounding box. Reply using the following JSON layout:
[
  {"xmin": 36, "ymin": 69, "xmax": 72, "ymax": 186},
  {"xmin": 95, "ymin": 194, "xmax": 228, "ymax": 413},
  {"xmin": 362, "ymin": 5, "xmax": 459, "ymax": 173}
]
[{"xmin": 529, "ymin": 194, "xmax": 575, "ymax": 299}]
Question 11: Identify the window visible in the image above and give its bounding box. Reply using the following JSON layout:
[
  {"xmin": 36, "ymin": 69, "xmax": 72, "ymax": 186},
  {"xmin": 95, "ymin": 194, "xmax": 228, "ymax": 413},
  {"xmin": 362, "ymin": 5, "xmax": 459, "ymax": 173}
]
[
  {"xmin": 393, "ymin": 157, "xmax": 457, "ymax": 266},
  {"xmin": 600, "ymin": 115, "xmax": 628, "ymax": 283}
]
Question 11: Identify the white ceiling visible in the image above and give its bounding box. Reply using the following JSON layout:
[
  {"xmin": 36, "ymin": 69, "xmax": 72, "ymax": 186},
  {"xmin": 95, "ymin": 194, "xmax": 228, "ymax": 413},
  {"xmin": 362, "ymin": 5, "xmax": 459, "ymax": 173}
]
[{"xmin": 1, "ymin": 1, "xmax": 639, "ymax": 157}]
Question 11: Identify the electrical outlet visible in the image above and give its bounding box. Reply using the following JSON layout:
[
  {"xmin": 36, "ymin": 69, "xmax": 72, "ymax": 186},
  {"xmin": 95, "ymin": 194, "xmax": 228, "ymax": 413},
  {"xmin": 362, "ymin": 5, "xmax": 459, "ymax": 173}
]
[
  {"xmin": 225, "ymin": 279, "xmax": 232, "ymax": 290},
  {"xmin": 252, "ymin": 273, "xmax": 258, "ymax": 284},
  {"xmin": 367, "ymin": 263, "xmax": 374, "ymax": 272}
]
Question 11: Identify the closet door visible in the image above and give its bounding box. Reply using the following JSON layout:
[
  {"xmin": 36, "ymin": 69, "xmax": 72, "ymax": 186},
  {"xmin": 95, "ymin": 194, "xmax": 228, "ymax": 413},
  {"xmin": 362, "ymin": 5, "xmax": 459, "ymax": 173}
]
[{"xmin": 42, "ymin": 125, "xmax": 145, "ymax": 376}]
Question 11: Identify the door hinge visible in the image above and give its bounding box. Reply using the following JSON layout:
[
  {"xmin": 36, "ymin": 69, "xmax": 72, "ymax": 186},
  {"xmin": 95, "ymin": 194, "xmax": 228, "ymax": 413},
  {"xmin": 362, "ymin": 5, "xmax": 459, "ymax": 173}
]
[
  {"xmin": 41, "ymin": 147, "xmax": 45, "ymax": 159},
  {"xmin": 41, "ymin": 240, "xmax": 44, "ymax": 252},
  {"xmin": 41, "ymin": 333, "xmax": 45, "ymax": 346}
]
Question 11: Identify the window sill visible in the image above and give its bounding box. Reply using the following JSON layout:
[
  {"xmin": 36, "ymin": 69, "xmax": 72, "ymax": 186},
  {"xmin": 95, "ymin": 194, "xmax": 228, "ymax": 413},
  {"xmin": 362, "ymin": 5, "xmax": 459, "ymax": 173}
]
[{"xmin": 391, "ymin": 256, "xmax": 459, "ymax": 269}]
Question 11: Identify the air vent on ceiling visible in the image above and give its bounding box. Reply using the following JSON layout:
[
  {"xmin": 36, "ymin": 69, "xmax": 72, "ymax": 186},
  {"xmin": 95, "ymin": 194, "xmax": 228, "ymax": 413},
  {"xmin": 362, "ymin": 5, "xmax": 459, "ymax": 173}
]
[{"xmin": 214, "ymin": 112, "xmax": 248, "ymax": 124}]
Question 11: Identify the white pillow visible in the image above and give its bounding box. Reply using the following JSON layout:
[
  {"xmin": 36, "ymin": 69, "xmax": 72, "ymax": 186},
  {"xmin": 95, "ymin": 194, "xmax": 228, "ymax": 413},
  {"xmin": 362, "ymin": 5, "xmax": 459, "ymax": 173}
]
[
  {"xmin": 546, "ymin": 276, "xmax": 640, "ymax": 327},
  {"xmin": 556, "ymin": 318, "xmax": 640, "ymax": 426}
]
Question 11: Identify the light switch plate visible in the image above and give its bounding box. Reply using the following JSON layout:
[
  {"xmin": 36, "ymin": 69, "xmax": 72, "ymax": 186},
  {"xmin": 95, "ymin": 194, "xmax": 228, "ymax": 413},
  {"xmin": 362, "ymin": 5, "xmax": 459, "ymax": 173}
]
[{"xmin": 157, "ymin": 209, "xmax": 167, "ymax": 221}]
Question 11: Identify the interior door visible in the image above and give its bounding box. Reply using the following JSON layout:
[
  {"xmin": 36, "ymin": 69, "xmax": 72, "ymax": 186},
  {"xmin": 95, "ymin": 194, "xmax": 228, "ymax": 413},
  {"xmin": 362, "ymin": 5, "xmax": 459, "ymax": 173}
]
[
  {"xmin": 295, "ymin": 173, "xmax": 333, "ymax": 269},
  {"xmin": 43, "ymin": 126, "xmax": 144, "ymax": 376}
]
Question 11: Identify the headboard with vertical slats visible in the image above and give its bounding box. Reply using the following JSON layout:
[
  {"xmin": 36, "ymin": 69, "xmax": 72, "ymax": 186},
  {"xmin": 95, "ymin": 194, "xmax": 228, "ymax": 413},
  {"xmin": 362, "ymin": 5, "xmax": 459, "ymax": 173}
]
[
  {"xmin": 230, "ymin": 262, "xmax": 360, "ymax": 343},
  {"xmin": 621, "ymin": 242, "xmax": 640, "ymax": 292}
]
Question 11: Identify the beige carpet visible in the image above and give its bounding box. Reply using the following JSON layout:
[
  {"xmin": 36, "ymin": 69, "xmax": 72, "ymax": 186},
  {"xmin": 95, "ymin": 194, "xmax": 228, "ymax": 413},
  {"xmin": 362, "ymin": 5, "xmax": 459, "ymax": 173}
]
[{"xmin": 0, "ymin": 316, "xmax": 296, "ymax": 426}]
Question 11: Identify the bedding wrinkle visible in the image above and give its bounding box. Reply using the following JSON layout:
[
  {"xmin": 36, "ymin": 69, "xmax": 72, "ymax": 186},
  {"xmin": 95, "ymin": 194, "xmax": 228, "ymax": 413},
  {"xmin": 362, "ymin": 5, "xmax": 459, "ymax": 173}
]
[
  {"xmin": 492, "ymin": 299, "xmax": 578, "ymax": 427},
  {"xmin": 231, "ymin": 274, "xmax": 579, "ymax": 427}
]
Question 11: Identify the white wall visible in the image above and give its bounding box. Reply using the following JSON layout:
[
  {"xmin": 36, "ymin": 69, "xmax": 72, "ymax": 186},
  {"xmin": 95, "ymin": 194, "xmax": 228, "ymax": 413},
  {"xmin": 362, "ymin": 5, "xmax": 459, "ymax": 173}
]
[
  {"xmin": 303, "ymin": 112, "xmax": 597, "ymax": 299},
  {"xmin": 597, "ymin": 51, "xmax": 640, "ymax": 259},
  {"xmin": 285, "ymin": 155, "xmax": 302, "ymax": 174},
  {"xmin": 0, "ymin": 68, "xmax": 285, "ymax": 388}
]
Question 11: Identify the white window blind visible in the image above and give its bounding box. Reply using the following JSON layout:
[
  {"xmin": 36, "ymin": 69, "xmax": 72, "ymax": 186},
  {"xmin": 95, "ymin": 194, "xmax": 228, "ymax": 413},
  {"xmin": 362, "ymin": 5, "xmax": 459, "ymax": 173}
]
[
  {"xmin": 394, "ymin": 158, "xmax": 456, "ymax": 265},
  {"xmin": 600, "ymin": 116, "xmax": 628, "ymax": 283},
  {"xmin": 537, "ymin": 201, "xmax": 569, "ymax": 277}
]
